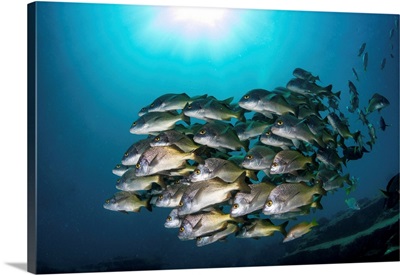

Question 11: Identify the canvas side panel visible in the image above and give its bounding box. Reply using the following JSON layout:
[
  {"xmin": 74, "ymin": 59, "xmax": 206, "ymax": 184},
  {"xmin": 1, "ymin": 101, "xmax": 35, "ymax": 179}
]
[{"xmin": 27, "ymin": 2, "xmax": 37, "ymax": 274}]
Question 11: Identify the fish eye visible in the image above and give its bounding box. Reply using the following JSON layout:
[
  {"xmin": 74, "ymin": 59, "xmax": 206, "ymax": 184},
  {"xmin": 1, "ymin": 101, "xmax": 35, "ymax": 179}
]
[
  {"xmin": 266, "ymin": 200, "xmax": 273, "ymax": 207},
  {"xmin": 154, "ymin": 137, "xmax": 160, "ymax": 142},
  {"xmin": 246, "ymin": 155, "xmax": 253, "ymax": 160},
  {"xmin": 124, "ymin": 152, "xmax": 129, "ymax": 157},
  {"xmin": 233, "ymin": 203, "xmax": 239, "ymax": 209},
  {"xmin": 277, "ymin": 120, "xmax": 283, "ymax": 126},
  {"xmin": 132, "ymin": 122, "xmax": 137, "ymax": 126},
  {"xmin": 167, "ymin": 216, "xmax": 172, "ymax": 221},
  {"xmin": 179, "ymin": 226, "xmax": 185, "ymax": 232},
  {"xmin": 265, "ymin": 131, "xmax": 271, "ymax": 136},
  {"xmin": 244, "ymin": 95, "xmax": 250, "ymax": 99},
  {"xmin": 194, "ymin": 169, "xmax": 201, "ymax": 175},
  {"xmin": 136, "ymin": 163, "xmax": 141, "ymax": 169},
  {"xmin": 150, "ymin": 103, "xmax": 154, "ymax": 107},
  {"xmin": 315, "ymin": 179, "xmax": 321, "ymax": 184},
  {"xmin": 187, "ymin": 104, "xmax": 192, "ymax": 109},
  {"xmin": 116, "ymin": 164, "xmax": 121, "ymax": 168},
  {"xmin": 116, "ymin": 179, "xmax": 120, "ymax": 183},
  {"xmin": 158, "ymin": 194, "xmax": 163, "ymax": 199},
  {"xmin": 105, "ymin": 199, "xmax": 110, "ymax": 204},
  {"xmin": 179, "ymin": 201, "xmax": 184, "ymax": 207},
  {"xmin": 271, "ymin": 162, "xmax": 277, "ymax": 167},
  {"xmin": 199, "ymin": 130, "xmax": 206, "ymax": 135}
]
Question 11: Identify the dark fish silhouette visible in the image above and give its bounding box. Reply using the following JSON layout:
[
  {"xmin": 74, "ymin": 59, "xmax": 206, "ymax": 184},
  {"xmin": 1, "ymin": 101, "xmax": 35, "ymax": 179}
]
[
  {"xmin": 381, "ymin": 173, "xmax": 399, "ymax": 210},
  {"xmin": 358, "ymin": 42, "xmax": 366, "ymax": 56},
  {"xmin": 379, "ymin": 116, "xmax": 390, "ymax": 131}
]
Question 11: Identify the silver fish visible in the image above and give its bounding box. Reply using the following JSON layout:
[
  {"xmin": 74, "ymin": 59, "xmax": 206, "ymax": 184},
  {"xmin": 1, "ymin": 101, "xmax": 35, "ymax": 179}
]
[
  {"xmin": 135, "ymin": 145, "xmax": 202, "ymax": 176},
  {"xmin": 164, "ymin": 208, "xmax": 182, "ymax": 228},
  {"xmin": 271, "ymin": 114, "xmax": 325, "ymax": 148},
  {"xmin": 241, "ymin": 145, "xmax": 276, "ymax": 171},
  {"xmin": 178, "ymin": 210, "xmax": 239, "ymax": 240},
  {"xmin": 365, "ymin": 93, "xmax": 390, "ymax": 114},
  {"xmin": 130, "ymin": 111, "xmax": 190, "ymax": 135},
  {"xmin": 286, "ymin": 78, "xmax": 338, "ymax": 98},
  {"xmin": 260, "ymin": 125, "xmax": 294, "ymax": 150},
  {"xmin": 283, "ymin": 219, "xmax": 318, "ymax": 242},
  {"xmin": 316, "ymin": 148, "xmax": 346, "ymax": 171},
  {"xmin": 363, "ymin": 52, "xmax": 368, "ymax": 71},
  {"xmin": 147, "ymin": 93, "xmax": 207, "ymax": 113},
  {"xmin": 230, "ymin": 182, "xmax": 275, "ymax": 217},
  {"xmin": 196, "ymin": 223, "xmax": 238, "ymax": 247},
  {"xmin": 112, "ymin": 163, "xmax": 131, "ymax": 176},
  {"xmin": 189, "ymin": 157, "xmax": 257, "ymax": 183},
  {"xmin": 183, "ymin": 97, "xmax": 243, "ymax": 121},
  {"xmin": 116, "ymin": 168, "xmax": 165, "ymax": 192},
  {"xmin": 177, "ymin": 176, "xmax": 250, "ymax": 216},
  {"xmin": 234, "ymin": 120, "xmax": 269, "ymax": 141},
  {"xmin": 193, "ymin": 121, "xmax": 248, "ymax": 151},
  {"xmin": 263, "ymin": 182, "xmax": 326, "ymax": 215},
  {"xmin": 121, "ymin": 137, "xmax": 153, "ymax": 166},
  {"xmin": 155, "ymin": 183, "xmax": 190, "ymax": 208},
  {"xmin": 238, "ymin": 89, "xmax": 272, "ymax": 114},
  {"xmin": 293, "ymin": 68, "xmax": 320, "ymax": 83},
  {"xmin": 327, "ymin": 113, "xmax": 359, "ymax": 140},
  {"xmin": 103, "ymin": 191, "xmax": 151, "ymax": 213},
  {"xmin": 270, "ymin": 150, "xmax": 313, "ymax": 175},
  {"xmin": 236, "ymin": 219, "xmax": 288, "ymax": 239},
  {"xmin": 315, "ymin": 169, "xmax": 350, "ymax": 192},
  {"xmin": 150, "ymin": 130, "xmax": 200, "ymax": 152}
]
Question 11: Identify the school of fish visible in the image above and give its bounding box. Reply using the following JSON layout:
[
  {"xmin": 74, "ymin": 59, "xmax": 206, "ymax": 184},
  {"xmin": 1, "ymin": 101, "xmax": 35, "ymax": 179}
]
[{"xmin": 103, "ymin": 19, "xmax": 396, "ymax": 246}]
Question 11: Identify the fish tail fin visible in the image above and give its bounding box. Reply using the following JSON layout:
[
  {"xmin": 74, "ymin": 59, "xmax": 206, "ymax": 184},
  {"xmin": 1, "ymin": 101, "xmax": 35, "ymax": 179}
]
[
  {"xmin": 310, "ymin": 218, "xmax": 318, "ymax": 227},
  {"xmin": 279, "ymin": 221, "xmax": 289, "ymax": 237},
  {"xmin": 315, "ymin": 75, "xmax": 320, "ymax": 82},
  {"xmin": 189, "ymin": 151, "xmax": 204, "ymax": 164},
  {"xmin": 144, "ymin": 198, "xmax": 153, "ymax": 212},
  {"xmin": 352, "ymin": 130, "xmax": 361, "ymax": 142},
  {"xmin": 181, "ymin": 113, "xmax": 191, "ymax": 126},
  {"xmin": 325, "ymin": 84, "xmax": 333, "ymax": 92},
  {"xmin": 235, "ymin": 107, "xmax": 246, "ymax": 122},
  {"xmin": 314, "ymin": 181, "xmax": 327, "ymax": 196},
  {"xmin": 245, "ymin": 169, "xmax": 258, "ymax": 181},
  {"xmin": 156, "ymin": 176, "xmax": 166, "ymax": 189},
  {"xmin": 241, "ymin": 139, "xmax": 250, "ymax": 151},
  {"xmin": 334, "ymin": 90, "xmax": 341, "ymax": 99},
  {"xmin": 236, "ymin": 173, "xmax": 252, "ymax": 193},
  {"xmin": 312, "ymin": 200, "xmax": 324, "ymax": 210}
]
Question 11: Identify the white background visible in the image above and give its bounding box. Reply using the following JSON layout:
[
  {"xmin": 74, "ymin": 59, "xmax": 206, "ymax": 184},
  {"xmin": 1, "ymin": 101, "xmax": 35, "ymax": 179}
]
[{"xmin": 0, "ymin": 0, "xmax": 398, "ymax": 275}]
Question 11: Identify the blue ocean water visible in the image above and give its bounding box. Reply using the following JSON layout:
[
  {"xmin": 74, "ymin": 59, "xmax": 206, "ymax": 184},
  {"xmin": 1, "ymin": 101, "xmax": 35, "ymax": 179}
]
[{"xmin": 34, "ymin": 2, "xmax": 399, "ymax": 273}]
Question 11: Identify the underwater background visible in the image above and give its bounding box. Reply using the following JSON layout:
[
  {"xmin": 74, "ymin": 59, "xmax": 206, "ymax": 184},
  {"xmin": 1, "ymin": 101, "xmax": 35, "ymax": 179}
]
[{"xmin": 33, "ymin": 2, "xmax": 399, "ymax": 273}]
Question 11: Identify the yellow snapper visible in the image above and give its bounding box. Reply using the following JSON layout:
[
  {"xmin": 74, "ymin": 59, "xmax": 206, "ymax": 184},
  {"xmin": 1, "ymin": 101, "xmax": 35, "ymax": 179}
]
[
  {"xmin": 236, "ymin": 219, "xmax": 288, "ymax": 239},
  {"xmin": 283, "ymin": 218, "xmax": 318, "ymax": 242}
]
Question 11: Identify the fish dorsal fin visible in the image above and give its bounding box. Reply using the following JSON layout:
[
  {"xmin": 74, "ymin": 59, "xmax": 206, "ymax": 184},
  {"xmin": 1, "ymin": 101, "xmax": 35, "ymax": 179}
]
[{"xmin": 221, "ymin": 97, "xmax": 234, "ymax": 105}]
